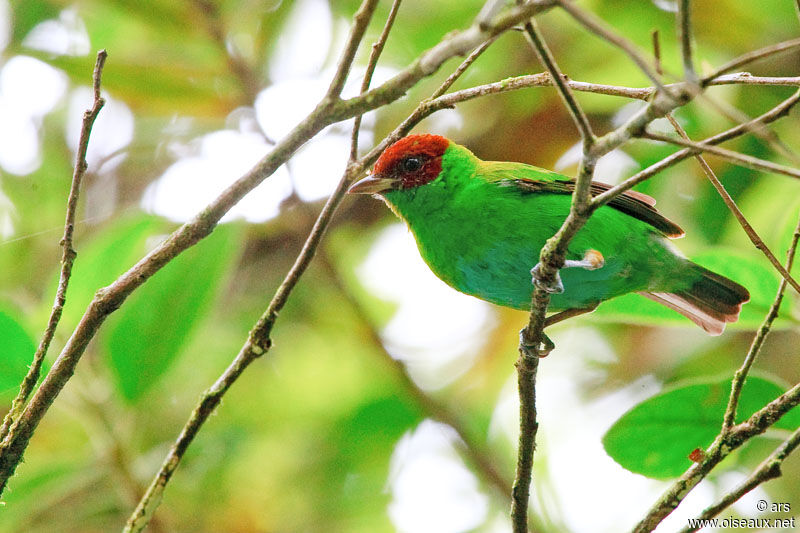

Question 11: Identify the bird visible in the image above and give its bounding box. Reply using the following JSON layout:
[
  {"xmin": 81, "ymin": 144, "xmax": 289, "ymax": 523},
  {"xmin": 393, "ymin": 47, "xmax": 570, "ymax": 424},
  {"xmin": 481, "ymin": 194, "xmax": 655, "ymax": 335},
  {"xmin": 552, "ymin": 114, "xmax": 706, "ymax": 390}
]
[{"xmin": 348, "ymin": 134, "xmax": 750, "ymax": 335}]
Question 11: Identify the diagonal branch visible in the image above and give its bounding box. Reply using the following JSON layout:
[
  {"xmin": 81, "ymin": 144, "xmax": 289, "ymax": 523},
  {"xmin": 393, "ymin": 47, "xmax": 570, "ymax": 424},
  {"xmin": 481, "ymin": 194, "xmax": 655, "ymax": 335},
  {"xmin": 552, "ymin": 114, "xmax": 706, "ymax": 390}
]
[
  {"xmin": 556, "ymin": 0, "xmax": 671, "ymax": 95},
  {"xmin": 680, "ymin": 426, "xmax": 800, "ymax": 532},
  {"xmin": 632, "ymin": 212, "xmax": 800, "ymax": 533},
  {"xmin": 591, "ymin": 88, "xmax": 800, "ymax": 209},
  {"xmin": 702, "ymin": 37, "xmax": 800, "ymax": 84},
  {"xmin": 123, "ymin": 23, "xmax": 506, "ymax": 532},
  {"xmin": 0, "ymin": 50, "xmax": 107, "ymax": 442},
  {"xmin": 0, "ymin": 0, "xmax": 559, "ymax": 495},
  {"xmin": 643, "ymin": 131, "xmax": 800, "ymax": 180},
  {"xmin": 721, "ymin": 212, "xmax": 800, "ymax": 432},
  {"xmin": 663, "ymin": 116, "xmax": 800, "ymax": 298}
]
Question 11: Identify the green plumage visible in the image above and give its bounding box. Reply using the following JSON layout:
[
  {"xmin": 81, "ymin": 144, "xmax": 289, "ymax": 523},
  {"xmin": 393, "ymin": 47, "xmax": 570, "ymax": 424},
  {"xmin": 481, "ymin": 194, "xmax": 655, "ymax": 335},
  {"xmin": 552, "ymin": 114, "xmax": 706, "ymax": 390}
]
[
  {"xmin": 383, "ymin": 144, "xmax": 682, "ymax": 311},
  {"xmin": 351, "ymin": 135, "xmax": 749, "ymax": 334}
]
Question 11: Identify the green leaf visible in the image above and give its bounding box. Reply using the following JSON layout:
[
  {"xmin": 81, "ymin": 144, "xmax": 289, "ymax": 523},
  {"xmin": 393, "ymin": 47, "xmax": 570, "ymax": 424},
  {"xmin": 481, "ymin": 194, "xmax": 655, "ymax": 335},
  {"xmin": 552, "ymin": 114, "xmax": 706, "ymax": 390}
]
[
  {"xmin": 9, "ymin": 0, "xmax": 61, "ymax": 46},
  {"xmin": 104, "ymin": 223, "xmax": 242, "ymax": 402},
  {"xmin": 0, "ymin": 309, "xmax": 37, "ymax": 402},
  {"xmin": 603, "ymin": 375, "xmax": 800, "ymax": 479}
]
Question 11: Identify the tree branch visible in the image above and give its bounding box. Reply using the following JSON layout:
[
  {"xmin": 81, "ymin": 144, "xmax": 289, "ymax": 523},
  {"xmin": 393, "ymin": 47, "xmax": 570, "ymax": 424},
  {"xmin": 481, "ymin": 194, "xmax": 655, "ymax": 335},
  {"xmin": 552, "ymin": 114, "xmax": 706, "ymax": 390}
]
[
  {"xmin": 680, "ymin": 426, "xmax": 800, "ymax": 532},
  {"xmin": 632, "ymin": 213, "xmax": 800, "ymax": 533},
  {"xmin": 556, "ymin": 0, "xmax": 671, "ymax": 95},
  {"xmin": 0, "ymin": 50, "xmax": 107, "ymax": 442},
  {"xmin": 123, "ymin": 16, "xmax": 508, "ymax": 530},
  {"xmin": 702, "ymin": 37, "xmax": 800, "ymax": 84},
  {"xmin": 664, "ymin": 115, "xmax": 800, "ymax": 300},
  {"xmin": 677, "ymin": 0, "xmax": 697, "ymax": 83},
  {"xmin": 0, "ymin": 0, "xmax": 559, "ymax": 495},
  {"xmin": 643, "ymin": 131, "xmax": 800, "ymax": 181},
  {"xmin": 722, "ymin": 212, "xmax": 800, "ymax": 431},
  {"xmin": 512, "ymin": 13, "xmax": 595, "ymax": 533},
  {"xmin": 591, "ymin": 88, "xmax": 800, "ymax": 209}
]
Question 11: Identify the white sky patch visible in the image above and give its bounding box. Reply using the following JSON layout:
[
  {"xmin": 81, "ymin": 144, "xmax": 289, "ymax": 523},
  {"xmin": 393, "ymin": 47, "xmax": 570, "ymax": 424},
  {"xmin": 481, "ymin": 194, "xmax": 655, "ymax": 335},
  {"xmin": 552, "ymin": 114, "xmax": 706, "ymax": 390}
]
[
  {"xmin": 358, "ymin": 224, "xmax": 494, "ymax": 390},
  {"xmin": 269, "ymin": 0, "xmax": 333, "ymax": 82},
  {"xmin": 142, "ymin": 128, "xmax": 293, "ymax": 223},
  {"xmin": 0, "ymin": 0, "xmax": 9, "ymax": 53},
  {"xmin": 22, "ymin": 8, "xmax": 90, "ymax": 56},
  {"xmin": 0, "ymin": 56, "xmax": 68, "ymax": 175},
  {"xmin": 0, "ymin": 185, "xmax": 15, "ymax": 239},
  {"xmin": 555, "ymin": 142, "xmax": 638, "ymax": 185},
  {"xmin": 388, "ymin": 420, "xmax": 489, "ymax": 533},
  {"xmin": 66, "ymin": 87, "xmax": 134, "ymax": 172}
]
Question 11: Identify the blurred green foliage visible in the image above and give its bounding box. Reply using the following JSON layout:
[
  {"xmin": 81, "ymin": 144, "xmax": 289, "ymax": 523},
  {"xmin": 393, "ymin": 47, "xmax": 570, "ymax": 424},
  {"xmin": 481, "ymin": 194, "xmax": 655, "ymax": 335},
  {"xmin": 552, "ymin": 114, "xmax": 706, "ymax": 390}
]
[{"xmin": 1, "ymin": 0, "xmax": 799, "ymax": 531}]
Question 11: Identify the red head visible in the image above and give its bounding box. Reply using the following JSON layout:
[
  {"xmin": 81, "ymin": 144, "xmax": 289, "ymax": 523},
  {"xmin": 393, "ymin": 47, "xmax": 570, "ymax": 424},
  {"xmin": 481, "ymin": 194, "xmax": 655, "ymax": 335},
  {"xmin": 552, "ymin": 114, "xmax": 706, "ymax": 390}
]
[{"xmin": 348, "ymin": 134, "xmax": 450, "ymax": 194}]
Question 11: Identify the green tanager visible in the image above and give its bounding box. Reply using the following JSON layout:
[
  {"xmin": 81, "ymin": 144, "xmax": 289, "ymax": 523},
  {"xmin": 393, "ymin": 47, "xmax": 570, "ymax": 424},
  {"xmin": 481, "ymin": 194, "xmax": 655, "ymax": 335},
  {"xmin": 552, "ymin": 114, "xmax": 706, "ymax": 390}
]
[{"xmin": 348, "ymin": 134, "xmax": 749, "ymax": 335}]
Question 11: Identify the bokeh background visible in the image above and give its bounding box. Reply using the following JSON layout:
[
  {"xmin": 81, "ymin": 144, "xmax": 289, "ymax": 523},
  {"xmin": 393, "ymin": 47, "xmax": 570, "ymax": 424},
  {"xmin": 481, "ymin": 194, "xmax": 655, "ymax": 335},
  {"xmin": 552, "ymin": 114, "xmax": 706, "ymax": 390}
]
[{"xmin": 1, "ymin": 0, "xmax": 799, "ymax": 531}]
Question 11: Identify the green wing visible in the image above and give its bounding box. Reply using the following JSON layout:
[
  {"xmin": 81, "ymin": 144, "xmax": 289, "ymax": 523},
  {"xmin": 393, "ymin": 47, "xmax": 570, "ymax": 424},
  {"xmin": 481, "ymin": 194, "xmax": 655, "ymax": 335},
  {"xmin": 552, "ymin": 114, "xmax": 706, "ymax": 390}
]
[{"xmin": 481, "ymin": 161, "xmax": 684, "ymax": 238}]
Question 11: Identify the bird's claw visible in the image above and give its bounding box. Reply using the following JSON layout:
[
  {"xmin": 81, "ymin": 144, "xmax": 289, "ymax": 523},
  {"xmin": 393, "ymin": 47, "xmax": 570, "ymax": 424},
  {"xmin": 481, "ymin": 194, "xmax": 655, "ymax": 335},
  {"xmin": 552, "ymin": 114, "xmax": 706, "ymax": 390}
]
[
  {"xmin": 530, "ymin": 263, "xmax": 565, "ymax": 294},
  {"xmin": 519, "ymin": 328, "xmax": 555, "ymax": 358},
  {"xmin": 531, "ymin": 250, "xmax": 604, "ymax": 294}
]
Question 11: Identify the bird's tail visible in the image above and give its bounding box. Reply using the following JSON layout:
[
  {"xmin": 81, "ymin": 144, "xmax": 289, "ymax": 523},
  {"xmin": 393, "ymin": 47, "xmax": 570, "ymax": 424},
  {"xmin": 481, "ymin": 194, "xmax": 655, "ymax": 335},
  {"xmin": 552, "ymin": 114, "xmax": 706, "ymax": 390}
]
[{"xmin": 640, "ymin": 261, "xmax": 750, "ymax": 335}]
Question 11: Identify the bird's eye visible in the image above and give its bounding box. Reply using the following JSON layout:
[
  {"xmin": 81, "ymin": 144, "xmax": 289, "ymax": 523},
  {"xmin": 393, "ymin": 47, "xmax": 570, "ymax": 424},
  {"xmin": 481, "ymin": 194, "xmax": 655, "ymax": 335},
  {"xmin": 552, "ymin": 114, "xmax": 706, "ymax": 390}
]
[{"xmin": 402, "ymin": 157, "xmax": 422, "ymax": 172}]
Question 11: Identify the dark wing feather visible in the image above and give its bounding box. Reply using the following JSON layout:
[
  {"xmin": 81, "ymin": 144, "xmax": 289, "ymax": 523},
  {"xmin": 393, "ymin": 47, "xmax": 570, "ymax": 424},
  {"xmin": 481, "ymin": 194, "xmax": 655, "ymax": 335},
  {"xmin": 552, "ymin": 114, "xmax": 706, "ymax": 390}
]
[{"xmin": 510, "ymin": 178, "xmax": 685, "ymax": 238}]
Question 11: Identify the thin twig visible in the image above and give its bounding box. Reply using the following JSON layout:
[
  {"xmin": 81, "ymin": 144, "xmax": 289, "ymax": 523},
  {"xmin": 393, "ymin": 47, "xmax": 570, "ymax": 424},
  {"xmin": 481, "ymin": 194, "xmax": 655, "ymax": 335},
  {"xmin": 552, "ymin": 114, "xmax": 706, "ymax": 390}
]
[
  {"xmin": 520, "ymin": 18, "xmax": 595, "ymax": 143},
  {"xmin": 665, "ymin": 115, "xmax": 800, "ymax": 298},
  {"xmin": 643, "ymin": 131, "xmax": 800, "ymax": 180},
  {"xmin": 511, "ymin": 14, "xmax": 595, "ymax": 533},
  {"xmin": 592, "ymin": 88, "xmax": 800, "ymax": 208},
  {"xmin": 556, "ymin": 0, "xmax": 672, "ymax": 96},
  {"xmin": 680, "ymin": 426, "xmax": 800, "ymax": 532},
  {"xmin": 677, "ymin": 0, "xmax": 697, "ymax": 83},
  {"xmin": 633, "ymin": 380, "xmax": 800, "ymax": 532},
  {"xmin": 632, "ymin": 214, "xmax": 800, "ymax": 533},
  {"xmin": 722, "ymin": 211, "xmax": 800, "ymax": 432},
  {"xmin": 326, "ymin": 0, "xmax": 380, "ymax": 100},
  {"xmin": 432, "ymin": 35, "xmax": 498, "ymax": 99},
  {"xmin": 0, "ymin": 0, "xmax": 559, "ymax": 495},
  {"xmin": 0, "ymin": 50, "xmax": 107, "ymax": 442},
  {"xmin": 702, "ymin": 37, "xmax": 800, "ymax": 84},
  {"xmin": 350, "ymin": 0, "xmax": 403, "ymax": 161},
  {"xmin": 123, "ymin": 15, "xmax": 508, "ymax": 530}
]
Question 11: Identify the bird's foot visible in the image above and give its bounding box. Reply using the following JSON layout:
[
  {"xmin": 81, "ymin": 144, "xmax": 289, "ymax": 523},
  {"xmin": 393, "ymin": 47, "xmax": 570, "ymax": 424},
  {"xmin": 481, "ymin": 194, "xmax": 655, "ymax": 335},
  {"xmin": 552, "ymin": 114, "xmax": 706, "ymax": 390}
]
[
  {"xmin": 530, "ymin": 263, "xmax": 564, "ymax": 294},
  {"xmin": 519, "ymin": 328, "xmax": 555, "ymax": 358},
  {"xmin": 530, "ymin": 249, "xmax": 604, "ymax": 294}
]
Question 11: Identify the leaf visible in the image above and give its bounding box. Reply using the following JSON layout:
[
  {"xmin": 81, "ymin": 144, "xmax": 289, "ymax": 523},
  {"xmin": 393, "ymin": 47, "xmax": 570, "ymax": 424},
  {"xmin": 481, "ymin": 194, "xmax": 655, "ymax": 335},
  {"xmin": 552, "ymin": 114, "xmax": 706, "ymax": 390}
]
[
  {"xmin": 9, "ymin": 0, "xmax": 61, "ymax": 46},
  {"xmin": 603, "ymin": 375, "xmax": 800, "ymax": 479},
  {"xmin": 104, "ymin": 222, "xmax": 242, "ymax": 402},
  {"xmin": 0, "ymin": 309, "xmax": 37, "ymax": 402}
]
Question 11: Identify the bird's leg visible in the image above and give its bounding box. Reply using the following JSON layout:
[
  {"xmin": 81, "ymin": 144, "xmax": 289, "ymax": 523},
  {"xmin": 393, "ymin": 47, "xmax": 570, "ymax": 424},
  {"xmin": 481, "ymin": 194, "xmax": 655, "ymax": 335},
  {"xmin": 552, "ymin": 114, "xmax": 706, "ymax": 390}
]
[
  {"xmin": 544, "ymin": 302, "xmax": 600, "ymax": 327},
  {"xmin": 519, "ymin": 329, "xmax": 556, "ymax": 358},
  {"xmin": 530, "ymin": 249, "xmax": 605, "ymax": 294}
]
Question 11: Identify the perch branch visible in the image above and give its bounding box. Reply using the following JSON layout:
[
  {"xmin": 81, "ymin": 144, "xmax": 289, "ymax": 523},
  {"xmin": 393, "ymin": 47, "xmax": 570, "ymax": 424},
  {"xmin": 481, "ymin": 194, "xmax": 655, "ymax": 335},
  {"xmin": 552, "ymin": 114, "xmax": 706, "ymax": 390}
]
[
  {"xmin": 123, "ymin": 17, "xmax": 506, "ymax": 531},
  {"xmin": 0, "ymin": 50, "xmax": 107, "ymax": 442},
  {"xmin": 0, "ymin": 0, "xmax": 559, "ymax": 495}
]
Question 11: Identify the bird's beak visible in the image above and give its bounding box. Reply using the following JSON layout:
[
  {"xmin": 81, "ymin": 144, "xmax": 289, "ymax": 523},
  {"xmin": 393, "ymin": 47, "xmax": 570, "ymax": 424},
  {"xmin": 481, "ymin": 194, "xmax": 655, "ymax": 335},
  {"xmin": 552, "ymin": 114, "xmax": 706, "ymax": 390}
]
[{"xmin": 347, "ymin": 175, "xmax": 396, "ymax": 195}]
